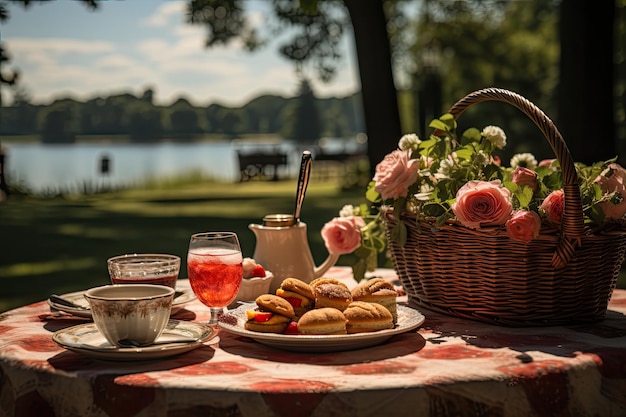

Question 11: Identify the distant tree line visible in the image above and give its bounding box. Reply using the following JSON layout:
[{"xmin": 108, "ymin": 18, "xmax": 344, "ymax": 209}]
[{"xmin": 0, "ymin": 80, "xmax": 364, "ymax": 144}]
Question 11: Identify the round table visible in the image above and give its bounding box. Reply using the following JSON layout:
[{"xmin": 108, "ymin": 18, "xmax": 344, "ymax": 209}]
[{"xmin": 1, "ymin": 267, "xmax": 626, "ymax": 417}]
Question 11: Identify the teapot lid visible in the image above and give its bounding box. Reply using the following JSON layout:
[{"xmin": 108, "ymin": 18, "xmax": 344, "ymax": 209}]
[{"xmin": 262, "ymin": 214, "xmax": 296, "ymax": 227}]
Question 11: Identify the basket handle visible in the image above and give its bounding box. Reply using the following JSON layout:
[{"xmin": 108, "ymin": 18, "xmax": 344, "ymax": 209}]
[{"xmin": 446, "ymin": 87, "xmax": 584, "ymax": 268}]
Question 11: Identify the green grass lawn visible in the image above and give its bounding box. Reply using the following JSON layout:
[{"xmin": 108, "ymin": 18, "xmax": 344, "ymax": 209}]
[
  {"xmin": 1, "ymin": 177, "xmax": 625, "ymax": 313},
  {"xmin": 0, "ymin": 178, "xmax": 365, "ymax": 313}
]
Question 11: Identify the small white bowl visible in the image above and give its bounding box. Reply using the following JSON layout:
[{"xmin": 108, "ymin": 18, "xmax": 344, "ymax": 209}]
[
  {"xmin": 84, "ymin": 284, "xmax": 174, "ymax": 347},
  {"xmin": 234, "ymin": 271, "xmax": 274, "ymax": 303}
]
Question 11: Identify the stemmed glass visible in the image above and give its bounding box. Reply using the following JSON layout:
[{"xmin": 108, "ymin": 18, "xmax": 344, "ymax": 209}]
[{"xmin": 187, "ymin": 232, "xmax": 243, "ymax": 326}]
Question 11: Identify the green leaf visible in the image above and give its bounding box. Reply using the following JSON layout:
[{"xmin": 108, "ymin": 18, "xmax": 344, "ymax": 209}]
[
  {"xmin": 439, "ymin": 113, "xmax": 457, "ymax": 131},
  {"xmin": 422, "ymin": 202, "xmax": 447, "ymax": 217},
  {"xmin": 460, "ymin": 127, "xmax": 481, "ymax": 145},
  {"xmin": 503, "ymin": 181, "xmax": 518, "ymax": 193},
  {"xmin": 515, "ymin": 186, "xmax": 534, "ymax": 209},
  {"xmin": 419, "ymin": 137, "xmax": 438, "ymax": 153},
  {"xmin": 354, "ymin": 245, "xmax": 374, "ymax": 259},
  {"xmin": 542, "ymin": 171, "xmax": 564, "ymax": 190},
  {"xmin": 352, "ymin": 260, "xmax": 366, "ymax": 282},
  {"xmin": 587, "ymin": 204, "xmax": 605, "ymax": 225},
  {"xmin": 393, "ymin": 197, "xmax": 407, "ymax": 214},
  {"xmin": 391, "ymin": 221, "xmax": 407, "ymax": 247},
  {"xmin": 428, "ymin": 119, "xmax": 450, "ymax": 132},
  {"xmin": 482, "ymin": 164, "xmax": 503, "ymax": 181},
  {"xmin": 365, "ymin": 181, "xmax": 381, "ymax": 203},
  {"xmin": 364, "ymin": 251, "xmax": 378, "ymax": 271},
  {"xmin": 454, "ymin": 146, "xmax": 474, "ymax": 161}
]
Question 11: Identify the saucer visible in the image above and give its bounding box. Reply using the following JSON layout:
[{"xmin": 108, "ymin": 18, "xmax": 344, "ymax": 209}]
[
  {"xmin": 52, "ymin": 319, "xmax": 213, "ymax": 360},
  {"xmin": 48, "ymin": 283, "xmax": 196, "ymax": 318}
]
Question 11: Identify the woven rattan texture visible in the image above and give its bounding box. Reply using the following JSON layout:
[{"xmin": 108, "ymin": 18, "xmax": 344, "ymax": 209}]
[{"xmin": 386, "ymin": 214, "xmax": 626, "ymax": 326}]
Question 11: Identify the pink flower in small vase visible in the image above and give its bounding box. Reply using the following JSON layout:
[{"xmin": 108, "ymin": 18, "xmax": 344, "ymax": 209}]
[
  {"xmin": 321, "ymin": 216, "xmax": 365, "ymax": 255},
  {"xmin": 595, "ymin": 163, "xmax": 626, "ymax": 220},
  {"xmin": 506, "ymin": 210, "xmax": 541, "ymax": 243},
  {"xmin": 540, "ymin": 189, "xmax": 565, "ymax": 225},
  {"xmin": 373, "ymin": 150, "xmax": 420, "ymax": 200},
  {"xmin": 511, "ymin": 166, "xmax": 539, "ymax": 192},
  {"xmin": 451, "ymin": 180, "xmax": 513, "ymax": 229}
]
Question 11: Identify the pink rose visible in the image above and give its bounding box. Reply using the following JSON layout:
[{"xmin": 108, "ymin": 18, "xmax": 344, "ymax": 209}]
[
  {"xmin": 595, "ymin": 163, "xmax": 626, "ymax": 220},
  {"xmin": 321, "ymin": 216, "xmax": 365, "ymax": 254},
  {"xmin": 540, "ymin": 189, "xmax": 564, "ymax": 224},
  {"xmin": 539, "ymin": 159, "xmax": 557, "ymax": 169},
  {"xmin": 373, "ymin": 150, "xmax": 420, "ymax": 200},
  {"xmin": 511, "ymin": 166, "xmax": 538, "ymax": 192},
  {"xmin": 506, "ymin": 210, "xmax": 541, "ymax": 243},
  {"xmin": 451, "ymin": 180, "xmax": 513, "ymax": 229}
]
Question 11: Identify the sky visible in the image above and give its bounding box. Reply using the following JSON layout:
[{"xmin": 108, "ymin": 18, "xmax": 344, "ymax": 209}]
[{"xmin": 1, "ymin": 0, "xmax": 360, "ymax": 107}]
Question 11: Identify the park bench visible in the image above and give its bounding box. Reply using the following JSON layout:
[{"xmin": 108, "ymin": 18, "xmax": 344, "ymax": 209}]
[{"xmin": 237, "ymin": 150, "xmax": 288, "ymax": 181}]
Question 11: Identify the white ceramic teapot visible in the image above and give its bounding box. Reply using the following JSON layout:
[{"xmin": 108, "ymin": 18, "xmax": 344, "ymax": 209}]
[{"xmin": 249, "ymin": 214, "xmax": 339, "ymax": 294}]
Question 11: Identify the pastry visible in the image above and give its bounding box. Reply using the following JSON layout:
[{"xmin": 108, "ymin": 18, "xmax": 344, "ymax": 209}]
[
  {"xmin": 254, "ymin": 294, "xmax": 296, "ymax": 318},
  {"xmin": 275, "ymin": 277, "xmax": 315, "ymax": 317},
  {"xmin": 297, "ymin": 307, "xmax": 347, "ymax": 335},
  {"xmin": 309, "ymin": 277, "xmax": 349, "ymax": 290},
  {"xmin": 351, "ymin": 278, "xmax": 398, "ymax": 323},
  {"xmin": 244, "ymin": 294, "xmax": 296, "ymax": 333},
  {"xmin": 313, "ymin": 283, "xmax": 352, "ymax": 312},
  {"xmin": 344, "ymin": 301, "xmax": 394, "ymax": 333}
]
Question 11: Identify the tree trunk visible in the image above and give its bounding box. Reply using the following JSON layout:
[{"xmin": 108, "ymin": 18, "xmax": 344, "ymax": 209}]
[
  {"xmin": 558, "ymin": 0, "xmax": 616, "ymax": 164},
  {"xmin": 344, "ymin": 0, "xmax": 402, "ymax": 177}
]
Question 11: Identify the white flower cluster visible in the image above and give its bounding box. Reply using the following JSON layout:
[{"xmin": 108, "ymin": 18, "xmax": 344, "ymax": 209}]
[
  {"xmin": 398, "ymin": 133, "xmax": 421, "ymax": 151},
  {"xmin": 339, "ymin": 204, "xmax": 358, "ymax": 217},
  {"xmin": 510, "ymin": 153, "xmax": 538, "ymax": 169},
  {"xmin": 481, "ymin": 125, "xmax": 507, "ymax": 149}
]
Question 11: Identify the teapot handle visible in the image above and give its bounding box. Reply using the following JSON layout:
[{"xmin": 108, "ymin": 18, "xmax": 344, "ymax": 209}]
[{"xmin": 313, "ymin": 252, "xmax": 341, "ymax": 279}]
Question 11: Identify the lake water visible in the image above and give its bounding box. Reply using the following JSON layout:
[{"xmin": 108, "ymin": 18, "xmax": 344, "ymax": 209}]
[{"xmin": 2, "ymin": 138, "xmax": 365, "ymax": 193}]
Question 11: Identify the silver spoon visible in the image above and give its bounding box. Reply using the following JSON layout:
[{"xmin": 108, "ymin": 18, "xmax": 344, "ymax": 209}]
[
  {"xmin": 116, "ymin": 338, "xmax": 200, "ymax": 348},
  {"xmin": 294, "ymin": 150, "xmax": 312, "ymax": 223},
  {"xmin": 49, "ymin": 294, "xmax": 90, "ymax": 310}
]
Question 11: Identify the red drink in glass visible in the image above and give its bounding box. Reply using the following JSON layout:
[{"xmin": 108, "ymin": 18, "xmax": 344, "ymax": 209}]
[{"xmin": 187, "ymin": 247, "xmax": 243, "ymax": 308}]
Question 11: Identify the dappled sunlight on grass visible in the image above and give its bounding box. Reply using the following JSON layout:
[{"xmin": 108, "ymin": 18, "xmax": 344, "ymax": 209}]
[
  {"xmin": 55, "ymin": 224, "xmax": 121, "ymax": 239},
  {"xmin": 0, "ymin": 178, "xmax": 361, "ymax": 313},
  {"xmin": 0, "ymin": 257, "xmax": 98, "ymax": 278}
]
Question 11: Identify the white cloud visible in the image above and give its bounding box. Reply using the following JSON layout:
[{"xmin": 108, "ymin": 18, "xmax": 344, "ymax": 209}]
[
  {"xmin": 141, "ymin": 1, "xmax": 186, "ymax": 28},
  {"xmin": 10, "ymin": 38, "xmax": 115, "ymax": 56}
]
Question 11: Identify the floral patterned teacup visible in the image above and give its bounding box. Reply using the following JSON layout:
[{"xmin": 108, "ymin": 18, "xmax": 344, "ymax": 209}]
[{"xmin": 84, "ymin": 284, "xmax": 174, "ymax": 347}]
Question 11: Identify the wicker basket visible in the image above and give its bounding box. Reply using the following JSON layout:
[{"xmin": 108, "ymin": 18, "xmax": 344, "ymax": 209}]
[{"xmin": 385, "ymin": 88, "xmax": 626, "ymax": 327}]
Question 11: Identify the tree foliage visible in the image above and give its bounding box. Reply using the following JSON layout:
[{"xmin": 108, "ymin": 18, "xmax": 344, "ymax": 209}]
[
  {"xmin": 0, "ymin": 88, "xmax": 363, "ymax": 142},
  {"xmin": 410, "ymin": 0, "xmax": 560, "ymax": 163},
  {"xmin": 282, "ymin": 78, "xmax": 321, "ymax": 142}
]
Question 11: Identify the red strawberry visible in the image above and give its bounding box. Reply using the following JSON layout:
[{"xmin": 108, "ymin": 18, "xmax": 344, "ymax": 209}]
[
  {"xmin": 250, "ymin": 264, "xmax": 266, "ymax": 277},
  {"xmin": 252, "ymin": 311, "xmax": 273, "ymax": 322},
  {"xmin": 284, "ymin": 321, "xmax": 298, "ymax": 335},
  {"xmin": 285, "ymin": 297, "xmax": 302, "ymax": 308}
]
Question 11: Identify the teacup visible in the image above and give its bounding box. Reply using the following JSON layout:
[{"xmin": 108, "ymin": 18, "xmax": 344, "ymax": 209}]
[
  {"xmin": 107, "ymin": 253, "xmax": 181, "ymax": 289},
  {"xmin": 84, "ymin": 284, "xmax": 174, "ymax": 347}
]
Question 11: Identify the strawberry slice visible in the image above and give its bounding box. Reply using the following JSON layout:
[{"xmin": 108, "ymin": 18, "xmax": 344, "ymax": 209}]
[
  {"xmin": 285, "ymin": 297, "xmax": 302, "ymax": 308},
  {"xmin": 252, "ymin": 311, "xmax": 273, "ymax": 322},
  {"xmin": 250, "ymin": 265, "xmax": 266, "ymax": 277},
  {"xmin": 284, "ymin": 321, "xmax": 298, "ymax": 335}
]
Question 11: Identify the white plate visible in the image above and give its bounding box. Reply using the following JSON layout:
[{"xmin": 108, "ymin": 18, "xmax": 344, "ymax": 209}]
[
  {"xmin": 52, "ymin": 319, "xmax": 213, "ymax": 361},
  {"xmin": 219, "ymin": 304, "xmax": 425, "ymax": 353},
  {"xmin": 48, "ymin": 285, "xmax": 196, "ymax": 318}
]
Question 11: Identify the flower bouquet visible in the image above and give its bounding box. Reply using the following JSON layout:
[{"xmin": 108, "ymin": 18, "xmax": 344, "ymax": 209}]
[{"xmin": 326, "ymin": 88, "xmax": 626, "ymax": 326}]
